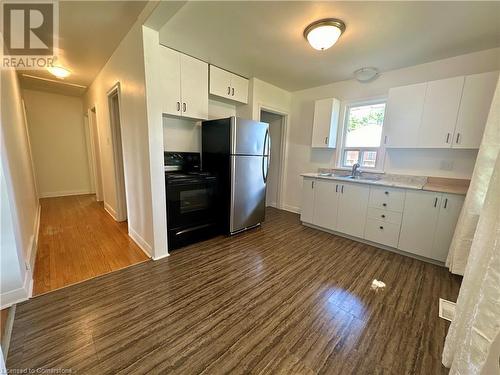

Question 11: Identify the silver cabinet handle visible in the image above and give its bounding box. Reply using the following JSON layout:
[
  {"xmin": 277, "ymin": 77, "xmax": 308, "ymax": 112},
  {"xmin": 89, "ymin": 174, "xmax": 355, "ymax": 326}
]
[
  {"xmin": 444, "ymin": 198, "xmax": 448, "ymax": 209},
  {"xmin": 336, "ymin": 184, "xmax": 338, "ymax": 193},
  {"xmin": 384, "ymin": 135, "xmax": 388, "ymax": 144},
  {"xmin": 232, "ymin": 87, "xmax": 234, "ymax": 96},
  {"xmin": 434, "ymin": 197, "xmax": 438, "ymax": 207},
  {"xmin": 227, "ymin": 86, "xmax": 231, "ymax": 95},
  {"xmin": 311, "ymin": 180, "xmax": 314, "ymax": 189},
  {"xmin": 183, "ymin": 103, "xmax": 186, "ymax": 112},
  {"xmin": 176, "ymin": 102, "xmax": 180, "ymax": 111},
  {"xmin": 456, "ymin": 133, "xmax": 460, "ymax": 144},
  {"xmin": 341, "ymin": 185, "xmax": 344, "ymax": 194},
  {"xmin": 446, "ymin": 133, "xmax": 451, "ymax": 143},
  {"xmin": 324, "ymin": 137, "xmax": 328, "ymax": 144}
]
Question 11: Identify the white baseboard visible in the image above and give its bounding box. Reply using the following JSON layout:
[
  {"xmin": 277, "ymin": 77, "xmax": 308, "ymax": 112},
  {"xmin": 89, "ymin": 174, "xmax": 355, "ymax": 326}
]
[
  {"xmin": 27, "ymin": 203, "xmax": 41, "ymax": 276},
  {"xmin": 282, "ymin": 204, "xmax": 300, "ymax": 214},
  {"xmin": 39, "ymin": 189, "xmax": 93, "ymax": 198},
  {"xmin": 104, "ymin": 202, "xmax": 118, "ymax": 220},
  {"xmin": 128, "ymin": 226, "xmax": 152, "ymax": 258},
  {"xmin": 153, "ymin": 253, "xmax": 170, "ymax": 261},
  {"xmin": 0, "ymin": 270, "xmax": 31, "ymax": 309}
]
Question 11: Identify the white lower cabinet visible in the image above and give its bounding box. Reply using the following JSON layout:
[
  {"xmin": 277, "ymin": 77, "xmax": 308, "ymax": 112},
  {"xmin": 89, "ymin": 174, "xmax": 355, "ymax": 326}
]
[
  {"xmin": 336, "ymin": 182, "xmax": 369, "ymax": 238},
  {"xmin": 312, "ymin": 179, "xmax": 339, "ymax": 230},
  {"xmin": 301, "ymin": 177, "xmax": 464, "ymax": 263},
  {"xmin": 398, "ymin": 190, "xmax": 464, "ymax": 262}
]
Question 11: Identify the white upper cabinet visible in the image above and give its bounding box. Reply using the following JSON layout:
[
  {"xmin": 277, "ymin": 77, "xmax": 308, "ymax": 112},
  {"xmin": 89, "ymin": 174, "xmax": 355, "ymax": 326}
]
[
  {"xmin": 384, "ymin": 72, "xmax": 497, "ymax": 149},
  {"xmin": 159, "ymin": 46, "xmax": 208, "ymax": 120},
  {"xmin": 336, "ymin": 182, "xmax": 369, "ymax": 238},
  {"xmin": 209, "ymin": 65, "xmax": 249, "ymax": 104},
  {"xmin": 453, "ymin": 71, "xmax": 499, "ymax": 149},
  {"xmin": 383, "ymin": 83, "xmax": 427, "ymax": 148},
  {"xmin": 418, "ymin": 76, "xmax": 464, "ymax": 148},
  {"xmin": 159, "ymin": 46, "xmax": 182, "ymax": 116},
  {"xmin": 180, "ymin": 54, "xmax": 209, "ymax": 120},
  {"xmin": 311, "ymin": 98, "xmax": 340, "ymax": 148}
]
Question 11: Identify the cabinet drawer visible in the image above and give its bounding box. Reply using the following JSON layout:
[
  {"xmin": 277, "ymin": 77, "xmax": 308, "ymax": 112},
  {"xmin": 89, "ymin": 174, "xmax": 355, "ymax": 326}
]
[
  {"xmin": 364, "ymin": 219, "xmax": 401, "ymax": 248},
  {"xmin": 369, "ymin": 186, "xmax": 405, "ymax": 212},
  {"xmin": 367, "ymin": 207, "xmax": 402, "ymax": 225}
]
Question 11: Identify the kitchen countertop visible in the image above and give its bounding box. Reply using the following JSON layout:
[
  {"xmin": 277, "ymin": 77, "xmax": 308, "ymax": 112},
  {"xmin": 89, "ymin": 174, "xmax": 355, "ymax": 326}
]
[{"xmin": 301, "ymin": 172, "xmax": 469, "ymax": 195}]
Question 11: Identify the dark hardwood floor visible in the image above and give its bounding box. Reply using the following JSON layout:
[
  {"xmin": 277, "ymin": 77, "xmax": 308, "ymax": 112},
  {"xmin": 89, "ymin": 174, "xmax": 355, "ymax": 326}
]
[{"xmin": 8, "ymin": 208, "xmax": 461, "ymax": 374}]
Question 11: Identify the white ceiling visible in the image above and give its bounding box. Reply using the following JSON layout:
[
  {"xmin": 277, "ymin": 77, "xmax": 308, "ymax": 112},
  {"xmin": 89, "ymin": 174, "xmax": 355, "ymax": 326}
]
[
  {"xmin": 20, "ymin": 1, "xmax": 147, "ymax": 96},
  {"xmin": 159, "ymin": 1, "xmax": 500, "ymax": 91}
]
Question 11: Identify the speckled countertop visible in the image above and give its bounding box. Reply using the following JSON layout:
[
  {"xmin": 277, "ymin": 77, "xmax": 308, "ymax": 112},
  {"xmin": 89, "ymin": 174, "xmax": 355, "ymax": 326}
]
[{"xmin": 301, "ymin": 171, "xmax": 469, "ymax": 195}]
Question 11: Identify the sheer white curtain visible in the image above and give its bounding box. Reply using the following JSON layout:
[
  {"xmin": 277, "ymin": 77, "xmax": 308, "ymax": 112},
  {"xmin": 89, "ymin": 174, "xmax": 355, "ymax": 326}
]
[
  {"xmin": 443, "ymin": 75, "xmax": 500, "ymax": 373},
  {"xmin": 442, "ymin": 152, "xmax": 500, "ymax": 373},
  {"xmin": 446, "ymin": 76, "xmax": 500, "ymax": 275}
]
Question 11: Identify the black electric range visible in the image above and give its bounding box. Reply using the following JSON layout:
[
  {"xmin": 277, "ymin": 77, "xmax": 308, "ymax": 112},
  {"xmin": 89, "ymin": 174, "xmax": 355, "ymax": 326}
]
[{"xmin": 164, "ymin": 152, "xmax": 220, "ymax": 250}]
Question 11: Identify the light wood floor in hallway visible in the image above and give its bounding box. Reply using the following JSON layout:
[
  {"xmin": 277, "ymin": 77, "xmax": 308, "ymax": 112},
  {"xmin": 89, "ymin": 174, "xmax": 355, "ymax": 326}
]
[
  {"xmin": 33, "ymin": 194, "xmax": 149, "ymax": 295},
  {"xmin": 11, "ymin": 208, "xmax": 460, "ymax": 374}
]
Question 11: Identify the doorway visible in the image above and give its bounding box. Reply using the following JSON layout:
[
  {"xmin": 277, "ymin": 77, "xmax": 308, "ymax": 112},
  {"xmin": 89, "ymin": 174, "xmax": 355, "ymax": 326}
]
[
  {"xmin": 107, "ymin": 84, "xmax": 127, "ymax": 221},
  {"xmin": 87, "ymin": 107, "xmax": 104, "ymax": 201},
  {"xmin": 260, "ymin": 109, "xmax": 286, "ymax": 209}
]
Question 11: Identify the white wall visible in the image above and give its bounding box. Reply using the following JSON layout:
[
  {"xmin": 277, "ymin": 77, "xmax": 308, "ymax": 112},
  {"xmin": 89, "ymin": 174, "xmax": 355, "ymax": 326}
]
[
  {"xmin": 23, "ymin": 89, "xmax": 92, "ymax": 198},
  {"xmin": 284, "ymin": 48, "xmax": 500, "ymax": 211},
  {"xmin": 163, "ymin": 117, "xmax": 201, "ymax": 152},
  {"xmin": 84, "ymin": 21, "xmax": 155, "ymax": 257},
  {"xmin": 0, "ymin": 68, "xmax": 39, "ymax": 307}
]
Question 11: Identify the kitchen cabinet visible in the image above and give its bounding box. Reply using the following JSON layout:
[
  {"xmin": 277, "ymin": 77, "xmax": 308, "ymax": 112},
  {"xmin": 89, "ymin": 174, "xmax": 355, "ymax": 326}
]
[
  {"xmin": 383, "ymin": 83, "xmax": 427, "ymax": 148},
  {"xmin": 312, "ymin": 179, "xmax": 339, "ymax": 230},
  {"xmin": 159, "ymin": 46, "xmax": 208, "ymax": 120},
  {"xmin": 418, "ymin": 76, "xmax": 464, "ymax": 148},
  {"xmin": 398, "ymin": 190, "xmax": 464, "ymax": 261},
  {"xmin": 336, "ymin": 182, "xmax": 370, "ymax": 238},
  {"xmin": 300, "ymin": 178, "xmax": 315, "ymax": 223},
  {"xmin": 209, "ymin": 65, "xmax": 249, "ymax": 104},
  {"xmin": 311, "ymin": 98, "xmax": 340, "ymax": 148},
  {"xmin": 453, "ymin": 71, "xmax": 499, "ymax": 149}
]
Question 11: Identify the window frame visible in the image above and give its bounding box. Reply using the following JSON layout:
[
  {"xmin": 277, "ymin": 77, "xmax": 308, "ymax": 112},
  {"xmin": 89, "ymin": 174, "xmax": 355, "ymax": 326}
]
[{"xmin": 336, "ymin": 97, "xmax": 387, "ymax": 172}]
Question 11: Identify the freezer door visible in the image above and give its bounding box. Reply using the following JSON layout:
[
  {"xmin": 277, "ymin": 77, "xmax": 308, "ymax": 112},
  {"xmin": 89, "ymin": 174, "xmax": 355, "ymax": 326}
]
[
  {"xmin": 231, "ymin": 117, "xmax": 269, "ymax": 156},
  {"xmin": 230, "ymin": 155, "xmax": 266, "ymax": 233}
]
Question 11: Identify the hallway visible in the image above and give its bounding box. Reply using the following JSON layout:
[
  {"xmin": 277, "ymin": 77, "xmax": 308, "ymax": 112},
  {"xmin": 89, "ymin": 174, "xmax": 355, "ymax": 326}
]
[{"xmin": 33, "ymin": 195, "xmax": 149, "ymax": 295}]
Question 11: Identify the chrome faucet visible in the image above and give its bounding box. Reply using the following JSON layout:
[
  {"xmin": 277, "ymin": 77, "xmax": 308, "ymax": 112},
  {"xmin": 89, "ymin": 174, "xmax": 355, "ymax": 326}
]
[{"xmin": 351, "ymin": 163, "xmax": 361, "ymax": 178}]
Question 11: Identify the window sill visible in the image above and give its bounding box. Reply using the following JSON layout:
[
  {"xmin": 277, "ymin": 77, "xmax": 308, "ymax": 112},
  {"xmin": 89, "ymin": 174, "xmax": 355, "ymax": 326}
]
[{"xmin": 334, "ymin": 167, "xmax": 385, "ymax": 174}]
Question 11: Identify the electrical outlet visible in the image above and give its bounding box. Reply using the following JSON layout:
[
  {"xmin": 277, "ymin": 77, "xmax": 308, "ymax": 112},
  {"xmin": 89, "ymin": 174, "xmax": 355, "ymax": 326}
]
[{"xmin": 440, "ymin": 160, "xmax": 454, "ymax": 171}]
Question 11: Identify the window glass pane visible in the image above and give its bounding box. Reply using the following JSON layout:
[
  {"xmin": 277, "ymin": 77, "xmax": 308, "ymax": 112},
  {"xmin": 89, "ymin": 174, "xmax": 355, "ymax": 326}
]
[
  {"xmin": 361, "ymin": 151, "xmax": 377, "ymax": 168},
  {"xmin": 343, "ymin": 150, "xmax": 359, "ymax": 167},
  {"xmin": 345, "ymin": 103, "xmax": 385, "ymax": 148}
]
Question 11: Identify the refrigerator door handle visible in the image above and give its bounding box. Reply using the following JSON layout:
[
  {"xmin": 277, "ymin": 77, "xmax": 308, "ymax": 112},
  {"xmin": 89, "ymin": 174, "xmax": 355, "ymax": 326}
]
[{"xmin": 262, "ymin": 129, "xmax": 269, "ymax": 183}]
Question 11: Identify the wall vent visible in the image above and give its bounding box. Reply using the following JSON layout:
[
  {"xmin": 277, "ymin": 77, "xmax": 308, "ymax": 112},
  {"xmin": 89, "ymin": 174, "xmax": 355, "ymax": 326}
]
[{"xmin": 439, "ymin": 298, "xmax": 456, "ymax": 322}]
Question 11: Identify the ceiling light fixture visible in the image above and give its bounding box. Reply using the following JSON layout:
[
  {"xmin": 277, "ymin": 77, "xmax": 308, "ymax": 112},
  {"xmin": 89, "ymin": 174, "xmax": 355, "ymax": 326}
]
[
  {"xmin": 304, "ymin": 18, "xmax": 346, "ymax": 51},
  {"xmin": 354, "ymin": 67, "xmax": 379, "ymax": 83},
  {"xmin": 47, "ymin": 66, "xmax": 71, "ymax": 79}
]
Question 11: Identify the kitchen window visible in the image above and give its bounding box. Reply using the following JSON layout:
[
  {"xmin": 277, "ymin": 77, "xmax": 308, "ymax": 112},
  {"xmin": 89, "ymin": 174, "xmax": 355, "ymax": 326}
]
[{"xmin": 339, "ymin": 99, "xmax": 386, "ymax": 170}]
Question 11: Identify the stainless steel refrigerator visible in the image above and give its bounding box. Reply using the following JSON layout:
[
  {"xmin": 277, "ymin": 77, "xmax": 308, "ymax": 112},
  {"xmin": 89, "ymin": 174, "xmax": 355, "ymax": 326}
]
[{"xmin": 202, "ymin": 117, "xmax": 270, "ymax": 235}]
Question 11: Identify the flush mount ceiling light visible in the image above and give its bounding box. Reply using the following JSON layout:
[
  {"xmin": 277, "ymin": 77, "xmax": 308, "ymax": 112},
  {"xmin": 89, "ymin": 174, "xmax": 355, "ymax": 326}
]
[
  {"xmin": 303, "ymin": 18, "xmax": 346, "ymax": 51},
  {"xmin": 354, "ymin": 67, "xmax": 379, "ymax": 83},
  {"xmin": 47, "ymin": 65, "xmax": 71, "ymax": 79}
]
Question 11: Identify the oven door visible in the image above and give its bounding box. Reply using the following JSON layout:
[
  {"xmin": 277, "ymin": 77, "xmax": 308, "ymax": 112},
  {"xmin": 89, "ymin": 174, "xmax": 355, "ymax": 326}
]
[{"xmin": 166, "ymin": 178, "xmax": 217, "ymax": 231}]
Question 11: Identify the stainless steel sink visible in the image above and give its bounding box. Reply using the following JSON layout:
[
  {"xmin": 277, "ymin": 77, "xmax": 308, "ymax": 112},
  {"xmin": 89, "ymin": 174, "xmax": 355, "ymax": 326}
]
[{"xmin": 341, "ymin": 175, "xmax": 382, "ymax": 182}]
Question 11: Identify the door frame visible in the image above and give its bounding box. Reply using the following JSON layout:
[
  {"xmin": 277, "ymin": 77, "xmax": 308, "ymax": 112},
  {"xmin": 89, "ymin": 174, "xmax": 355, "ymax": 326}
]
[
  {"xmin": 87, "ymin": 106, "xmax": 104, "ymax": 201},
  {"xmin": 107, "ymin": 83, "xmax": 128, "ymax": 222},
  {"xmin": 258, "ymin": 104, "xmax": 289, "ymax": 211}
]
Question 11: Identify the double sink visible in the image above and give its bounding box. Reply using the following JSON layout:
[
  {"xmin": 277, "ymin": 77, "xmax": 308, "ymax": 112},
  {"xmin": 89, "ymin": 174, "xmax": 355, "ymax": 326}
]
[{"xmin": 317, "ymin": 172, "xmax": 382, "ymax": 182}]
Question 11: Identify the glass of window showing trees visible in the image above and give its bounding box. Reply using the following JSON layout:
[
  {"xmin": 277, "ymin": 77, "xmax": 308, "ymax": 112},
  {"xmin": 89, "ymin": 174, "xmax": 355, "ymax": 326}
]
[{"xmin": 343, "ymin": 102, "xmax": 386, "ymax": 168}]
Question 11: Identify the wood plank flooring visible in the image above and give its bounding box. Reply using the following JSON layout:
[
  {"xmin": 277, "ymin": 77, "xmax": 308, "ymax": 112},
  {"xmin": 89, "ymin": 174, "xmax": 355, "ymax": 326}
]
[
  {"xmin": 33, "ymin": 194, "xmax": 149, "ymax": 295},
  {"xmin": 9, "ymin": 208, "xmax": 461, "ymax": 374}
]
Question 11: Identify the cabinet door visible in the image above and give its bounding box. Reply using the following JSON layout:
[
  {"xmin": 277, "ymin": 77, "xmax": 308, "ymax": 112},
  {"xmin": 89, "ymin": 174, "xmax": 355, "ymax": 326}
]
[
  {"xmin": 230, "ymin": 74, "xmax": 249, "ymax": 104},
  {"xmin": 159, "ymin": 46, "xmax": 181, "ymax": 116},
  {"xmin": 453, "ymin": 71, "xmax": 499, "ymax": 149},
  {"xmin": 180, "ymin": 54, "xmax": 208, "ymax": 120},
  {"xmin": 418, "ymin": 76, "xmax": 464, "ymax": 148},
  {"xmin": 209, "ymin": 65, "xmax": 232, "ymax": 99},
  {"xmin": 300, "ymin": 178, "xmax": 315, "ymax": 224},
  {"xmin": 432, "ymin": 194, "xmax": 464, "ymax": 262},
  {"xmin": 312, "ymin": 179, "xmax": 339, "ymax": 230},
  {"xmin": 383, "ymin": 83, "xmax": 427, "ymax": 148},
  {"xmin": 311, "ymin": 98, "xmax": 339, "ymax": 148},
  {"xmin": 336, "ymin": 182, "xmax": 369, "ymax": 238},
  {"xmin": 398, "ymin": 190, "xmax": 441, "ymax": 258}
]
